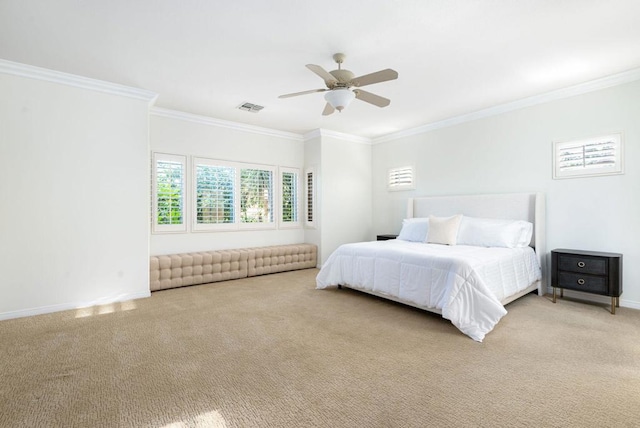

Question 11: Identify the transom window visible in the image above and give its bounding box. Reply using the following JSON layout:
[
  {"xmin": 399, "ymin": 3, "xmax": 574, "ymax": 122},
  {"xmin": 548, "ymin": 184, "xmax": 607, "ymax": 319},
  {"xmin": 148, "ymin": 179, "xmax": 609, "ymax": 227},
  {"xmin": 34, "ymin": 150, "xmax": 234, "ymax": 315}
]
[
  {"xmin": 388, "ymin": 165, "xmax": 415, "ymax": 191},
  {"xmin": 553, "ymin": 133, "xmax": 624, "ymax": 179}
]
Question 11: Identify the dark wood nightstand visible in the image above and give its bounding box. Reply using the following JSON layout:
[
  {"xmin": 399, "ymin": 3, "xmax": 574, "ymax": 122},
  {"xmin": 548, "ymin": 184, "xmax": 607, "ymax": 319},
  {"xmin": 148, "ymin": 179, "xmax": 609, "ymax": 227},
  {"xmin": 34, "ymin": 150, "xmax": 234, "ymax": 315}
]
[
  {"xmin": 376, "ymin": 234, "xmax": 398, "ymax": 241},
  {"xmin": 551, "ymin": 249, "xmax": 623, "ymax": 314}
]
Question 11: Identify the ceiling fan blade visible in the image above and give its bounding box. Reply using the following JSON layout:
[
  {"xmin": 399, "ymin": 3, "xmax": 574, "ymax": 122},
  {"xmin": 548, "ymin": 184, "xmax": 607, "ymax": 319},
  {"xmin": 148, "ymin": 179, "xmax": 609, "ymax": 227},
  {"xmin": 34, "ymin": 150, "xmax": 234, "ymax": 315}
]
[
  {"xmin": 278, "ymin": 88, "xmax": 327, "ymax": 99},
  {"xmin": 306, "ymin": 64, "xmax": 338, "ymax": 84},
  {"xmin": 354, "ymin": 89, "xmax": 391, "ymax": 107},
  {"xmin": 322, "ymin": 103, "xmax": 335, "ymax": 116},
  {"xmin": 351, "ymin": 69, "xmax": 398, "ymax": 87}
]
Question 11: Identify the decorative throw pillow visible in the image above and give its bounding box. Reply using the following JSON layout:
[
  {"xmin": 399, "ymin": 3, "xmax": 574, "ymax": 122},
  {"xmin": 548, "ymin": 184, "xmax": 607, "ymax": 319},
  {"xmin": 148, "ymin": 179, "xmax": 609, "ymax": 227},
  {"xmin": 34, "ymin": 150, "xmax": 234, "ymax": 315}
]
[
  {"xmin": 425, "ymin": 214, "xmax": 462, "ymax": 245},
  {"xmin": 397, "ymin": 218, "xmax": 429, "ymax": 242},
  {"xmin": 457, "ymin": 216, "xmax": 533, "ymax": 248}
]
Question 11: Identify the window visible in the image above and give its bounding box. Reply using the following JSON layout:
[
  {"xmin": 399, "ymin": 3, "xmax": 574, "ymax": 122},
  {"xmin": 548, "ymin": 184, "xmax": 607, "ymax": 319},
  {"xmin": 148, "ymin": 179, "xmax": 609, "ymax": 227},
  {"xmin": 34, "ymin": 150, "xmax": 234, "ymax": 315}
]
[
  {"xmin": 152, "ymin": 153, "xmax": 186, "ymax": 232},
  {"xmin": 280, "ymin": 167, "xmax": 301, "ymax": 228},
  {"xmin": 305, "ymin": 168, "xmax": 316, "ymax": 228},
  {"xmin": 553, "ymin": 133, "xmax": 624, "ymax": 179},
  {"xmin": 240, "ymin": 167, "xmax": 274, "ymax": 224},
  {"xmin": 193, "ymin": 157, "xmax": 276, "ymax": 231},
  {"xmin": 195, "ymin": 162, "xmax": 235, "ymax": 228},
  {"xmin": 388, "ymin": 166, "xmax": 415, "ymax": 191}
]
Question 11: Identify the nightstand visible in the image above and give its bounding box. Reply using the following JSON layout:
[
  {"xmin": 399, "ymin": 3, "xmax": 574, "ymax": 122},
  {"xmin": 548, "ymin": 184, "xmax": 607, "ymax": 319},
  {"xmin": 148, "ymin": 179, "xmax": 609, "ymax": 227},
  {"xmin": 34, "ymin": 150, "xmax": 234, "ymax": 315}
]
[
  {"xmin": 551, "ymin": 249, "xmax": 623, "ymax": 314},
  {"xmin": 376, "ymin": 234, "xmax": 398, "ymax": 241}
]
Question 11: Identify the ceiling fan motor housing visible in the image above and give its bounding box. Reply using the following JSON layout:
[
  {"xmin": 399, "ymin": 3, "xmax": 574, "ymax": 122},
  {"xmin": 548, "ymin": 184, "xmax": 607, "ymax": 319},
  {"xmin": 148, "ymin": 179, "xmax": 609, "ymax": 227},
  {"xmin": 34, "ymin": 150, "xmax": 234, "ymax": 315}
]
[{"xmin": 329, "ymin": 69, "xmax": 355, "ymax": 87}]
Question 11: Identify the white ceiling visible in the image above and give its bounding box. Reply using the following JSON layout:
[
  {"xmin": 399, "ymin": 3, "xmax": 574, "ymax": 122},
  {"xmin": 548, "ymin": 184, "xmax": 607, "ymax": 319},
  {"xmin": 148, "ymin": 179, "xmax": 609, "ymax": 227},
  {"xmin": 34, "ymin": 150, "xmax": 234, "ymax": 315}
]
[{"xmin": 2, "ymin": 0, "xmax": 640, "ymax": 139}]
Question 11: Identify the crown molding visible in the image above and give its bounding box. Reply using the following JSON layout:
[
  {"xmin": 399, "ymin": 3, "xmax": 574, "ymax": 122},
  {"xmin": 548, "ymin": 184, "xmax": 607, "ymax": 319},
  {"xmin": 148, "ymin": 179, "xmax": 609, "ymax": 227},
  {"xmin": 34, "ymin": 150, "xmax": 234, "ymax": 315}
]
[
  {"xmin": 0, "ymin": 58, "xmax": 158, "ymax": 103},
  {"xmin": 373, "ymin": 67, "xmax": 640, "ymax": 144},
  {"xmin": 151, "ymin": 107, "xmax": 303, "ymax": 141},
  {"xmin": 303, "ymin": 128, "xmax": 372, "ymax": 145}
]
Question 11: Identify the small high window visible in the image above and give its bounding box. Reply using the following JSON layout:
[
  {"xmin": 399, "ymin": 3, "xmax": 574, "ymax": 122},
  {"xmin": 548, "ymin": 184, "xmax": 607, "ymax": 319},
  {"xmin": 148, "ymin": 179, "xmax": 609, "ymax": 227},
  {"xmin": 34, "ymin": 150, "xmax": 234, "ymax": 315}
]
[
  {"xmin": 553, "ymin": 133, "xmax": 624, "ymax": 179},
  {"xmin": 388, "ymin": 166, "xmax": 415, "ymax": 191}
]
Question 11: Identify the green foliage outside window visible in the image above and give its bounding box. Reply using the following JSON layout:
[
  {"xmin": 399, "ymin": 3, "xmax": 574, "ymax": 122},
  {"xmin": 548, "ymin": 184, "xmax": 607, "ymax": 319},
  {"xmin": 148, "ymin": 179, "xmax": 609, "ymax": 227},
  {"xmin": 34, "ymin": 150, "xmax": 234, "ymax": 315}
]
[
  {"xmin": 240, "ymin": 168, "xmax": 273, "ymax": 223},
  {"xmin": 196, "ymin": 165, "xmax": 235, "ymax": 224},
  {"xmin": 156, "ymin": 161, "xmax": 183, "ymax": 225}
]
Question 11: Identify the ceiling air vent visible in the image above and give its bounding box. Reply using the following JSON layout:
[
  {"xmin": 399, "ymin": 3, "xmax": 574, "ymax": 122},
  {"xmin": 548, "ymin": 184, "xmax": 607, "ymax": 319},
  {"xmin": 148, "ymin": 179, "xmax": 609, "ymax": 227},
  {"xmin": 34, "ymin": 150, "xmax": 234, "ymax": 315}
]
[{"xmin": 237, "ymin": 102, "xmax": 264, "ymax": 113}]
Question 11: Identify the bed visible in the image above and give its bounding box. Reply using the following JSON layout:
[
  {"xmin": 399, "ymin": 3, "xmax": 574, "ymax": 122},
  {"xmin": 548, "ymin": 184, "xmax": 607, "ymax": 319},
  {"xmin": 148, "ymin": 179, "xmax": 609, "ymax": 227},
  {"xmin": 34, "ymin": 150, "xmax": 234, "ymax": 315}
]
[{"xmin": 316, "ymin": 193, "xmax": 546, "ymax": 342}]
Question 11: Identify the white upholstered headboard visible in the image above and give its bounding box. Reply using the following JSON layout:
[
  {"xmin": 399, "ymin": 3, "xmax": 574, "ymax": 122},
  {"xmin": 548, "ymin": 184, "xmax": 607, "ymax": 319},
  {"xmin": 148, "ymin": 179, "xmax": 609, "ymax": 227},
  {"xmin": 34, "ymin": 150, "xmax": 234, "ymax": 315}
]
[{"xmin": 408, "ymin": 193, "xmax": 546, "ymax": 292}]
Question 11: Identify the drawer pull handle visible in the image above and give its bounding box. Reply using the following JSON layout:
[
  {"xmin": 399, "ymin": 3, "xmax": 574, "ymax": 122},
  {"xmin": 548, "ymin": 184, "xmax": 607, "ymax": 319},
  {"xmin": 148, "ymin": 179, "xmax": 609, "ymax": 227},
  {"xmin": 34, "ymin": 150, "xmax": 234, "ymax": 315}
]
[
  {"xmin": 577, "ymin": 261, "xmax": 586, "ymax": 268},
  {"xmin": 577, "ymin": 278, "xmax": 585, "ymax": 285}
]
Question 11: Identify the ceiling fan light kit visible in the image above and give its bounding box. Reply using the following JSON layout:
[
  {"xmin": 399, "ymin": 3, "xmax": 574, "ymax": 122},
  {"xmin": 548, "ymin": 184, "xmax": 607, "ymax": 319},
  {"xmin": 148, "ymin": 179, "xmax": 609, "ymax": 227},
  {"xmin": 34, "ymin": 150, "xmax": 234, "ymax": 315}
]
[
  {"xmin": 324, "ymin": 88, "xmax": 355, "ymax": 112},
  {"xmin": 279, "ymin": 53, "xmax": 398, "ymax": 116}
]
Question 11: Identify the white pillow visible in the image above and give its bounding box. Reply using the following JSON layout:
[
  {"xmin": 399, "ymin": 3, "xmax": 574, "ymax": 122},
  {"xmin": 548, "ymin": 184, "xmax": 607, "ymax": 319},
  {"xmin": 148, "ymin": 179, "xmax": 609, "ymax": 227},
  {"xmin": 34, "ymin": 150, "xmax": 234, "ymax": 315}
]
[
  {"xmin": 457, "ymin": 216, "xmax": 533, "ymax": 248},
  {"xmin": 425, "ymin": 215, "xmax": 462, "ymax": 245},
  {"xmin": 397, "ymin": 218, "xmax": 429, "ymax": 242}
]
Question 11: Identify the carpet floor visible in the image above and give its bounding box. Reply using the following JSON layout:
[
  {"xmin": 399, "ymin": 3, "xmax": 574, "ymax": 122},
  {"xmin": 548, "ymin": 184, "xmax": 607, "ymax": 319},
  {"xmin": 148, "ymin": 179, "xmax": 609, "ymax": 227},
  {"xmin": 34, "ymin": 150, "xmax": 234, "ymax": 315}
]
[{"xmin": 1, "ymin": 268, "xmax": 640, "ymax": 427}]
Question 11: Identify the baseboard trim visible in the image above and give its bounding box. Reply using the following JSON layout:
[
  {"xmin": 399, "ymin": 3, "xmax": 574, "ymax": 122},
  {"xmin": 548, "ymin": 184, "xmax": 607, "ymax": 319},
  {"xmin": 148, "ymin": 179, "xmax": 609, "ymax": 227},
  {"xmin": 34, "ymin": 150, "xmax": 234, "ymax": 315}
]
[{"xmin": 0, "ymin": 290, "xmax": 151, "ymax": 321}]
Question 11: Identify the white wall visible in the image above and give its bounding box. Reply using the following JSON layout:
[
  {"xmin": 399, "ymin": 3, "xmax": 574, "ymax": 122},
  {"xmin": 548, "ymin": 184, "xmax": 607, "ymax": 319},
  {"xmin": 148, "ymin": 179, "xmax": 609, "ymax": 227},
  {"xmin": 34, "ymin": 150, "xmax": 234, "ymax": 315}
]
[
  {"xmin": 149, "ymin": 111, "xmax": 306, "ymax": 255},
  {"xmin": 372, "ymin": 79, "xmax": 640, "ymax": 308},
  {"xmin": 319, "ymin": 135, "xmax": 373, "ymax": 263},
  {"xmin": 0, "ymin": 70, "xmax": 154, "ymax": 319}
]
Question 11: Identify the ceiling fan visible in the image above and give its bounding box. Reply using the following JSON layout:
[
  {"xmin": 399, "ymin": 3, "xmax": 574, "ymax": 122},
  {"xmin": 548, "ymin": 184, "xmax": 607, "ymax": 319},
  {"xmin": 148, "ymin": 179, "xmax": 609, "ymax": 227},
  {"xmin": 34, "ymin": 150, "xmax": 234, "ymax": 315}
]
[{"xmin": 278, "ymin": 53, "xmax": 398, "ymax": 116}]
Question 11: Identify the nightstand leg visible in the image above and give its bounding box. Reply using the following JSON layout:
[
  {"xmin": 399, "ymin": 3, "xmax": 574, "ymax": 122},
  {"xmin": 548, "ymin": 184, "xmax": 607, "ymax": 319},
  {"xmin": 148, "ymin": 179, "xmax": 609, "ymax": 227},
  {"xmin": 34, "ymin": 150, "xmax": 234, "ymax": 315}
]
[
  {"xmin": 616, "ymin": 297, "xmax": 620, "ymax": 307},
  {"xmin": 611, "ymin": 297, "xmax": 616, "ymax": 315},
  {"xmin": 560, "ymin": 289, "xmax": 564, "ymax": 298},
  {"xmin": 553, "ymin": 287, "xmax": 556, "ymax": 303}
]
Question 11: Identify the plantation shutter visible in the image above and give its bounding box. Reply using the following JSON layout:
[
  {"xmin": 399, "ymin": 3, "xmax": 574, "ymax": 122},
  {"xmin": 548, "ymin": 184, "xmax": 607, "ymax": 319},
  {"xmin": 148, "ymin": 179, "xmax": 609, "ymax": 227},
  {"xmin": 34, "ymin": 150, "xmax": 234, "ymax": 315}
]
[
  {"xmin": 153, "ymin": 153, "xmax": 186, "ymax": 233},
  {"xmin": 306, "ymin": 170, "xmax": 314, "ymax": 224},
  {"xmin": 240, "ymin": 168, "xmax": 274, "ymax": 223},
  {"xmin": 388, "ymin": 166, "xmax": 415, "ymax": 191},
  {"xmin": 281, "ymin": 170, "xmax": 299, "ymax": 224},
  {"xmin": 196, "ymin": 164, "xmax": 235, "ymax": 224},
  {"xmin": 554, "ymin": 134, "xmax": 623, "ymax": 179}
]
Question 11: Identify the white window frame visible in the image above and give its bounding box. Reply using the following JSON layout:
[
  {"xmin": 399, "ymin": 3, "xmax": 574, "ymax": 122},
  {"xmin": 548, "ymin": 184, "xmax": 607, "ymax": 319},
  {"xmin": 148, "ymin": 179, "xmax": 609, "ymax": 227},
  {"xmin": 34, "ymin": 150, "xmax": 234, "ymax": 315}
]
[
  {"xmin": 304, "ymin": 167, "xmax": 316, "ymax": 229},
  {"xmin": 553, "ymin": 133, "xmax": 624, "ymax": 179},
  {"xmin": 279, "ymin": 167, "xmax": 302, "ymax": 229},
  {"xmin": 152, "ymin": 152, "xmax": 187, "ymax": 233},
  {"xmin": 192, "ymin": 157, "xmax": 277, "ymax": 232},
  {"xmin": 388, "ymin": 165, "xmax": 415, "ymax": 191}
]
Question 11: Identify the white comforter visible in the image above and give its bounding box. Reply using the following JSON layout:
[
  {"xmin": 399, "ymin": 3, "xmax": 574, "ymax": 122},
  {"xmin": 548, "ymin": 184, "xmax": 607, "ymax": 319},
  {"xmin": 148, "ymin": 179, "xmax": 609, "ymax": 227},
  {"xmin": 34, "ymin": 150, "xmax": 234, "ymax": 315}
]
[{"xmin": 316, "ymin": 240, "xmax": 541, "ymax": 342}]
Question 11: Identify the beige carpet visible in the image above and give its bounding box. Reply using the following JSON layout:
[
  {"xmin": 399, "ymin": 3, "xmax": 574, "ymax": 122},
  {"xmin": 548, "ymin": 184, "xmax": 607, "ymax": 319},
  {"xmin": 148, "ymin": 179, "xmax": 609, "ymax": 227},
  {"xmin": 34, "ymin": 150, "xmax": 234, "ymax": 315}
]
[{"xmin": 1, "ymin": 269, "xmax": 640, "ymax": 428}]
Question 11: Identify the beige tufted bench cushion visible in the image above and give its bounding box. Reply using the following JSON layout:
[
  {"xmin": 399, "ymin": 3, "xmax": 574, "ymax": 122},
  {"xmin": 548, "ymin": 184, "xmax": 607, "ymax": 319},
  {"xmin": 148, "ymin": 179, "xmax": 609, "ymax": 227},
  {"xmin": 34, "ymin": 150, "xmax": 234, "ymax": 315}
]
[
  {"xmin": 149, "ymin": 243, "xmax": 317, "ymax": 291},
  {"xmin": 150, "ymin": 249, "xmax": 249, "ymax": 291},
  {"xmin": 247, "ymin": 244, "xmax": 317, "ymax": 277}
]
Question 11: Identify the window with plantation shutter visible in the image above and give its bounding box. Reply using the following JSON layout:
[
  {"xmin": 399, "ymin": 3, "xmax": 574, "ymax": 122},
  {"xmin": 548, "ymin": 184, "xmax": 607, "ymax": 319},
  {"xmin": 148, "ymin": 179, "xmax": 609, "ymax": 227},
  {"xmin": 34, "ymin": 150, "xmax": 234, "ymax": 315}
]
[
  {"xmin": 553, "ymin": 133, "xmax": 623, "ymax": 179},
  {"xmin": 240, "ymin": 167, "xmax": 274, "ymax": 224},
  {"xmin": 195, "ymin": 161, "xmax": 236, "ymax": 229},
  {"xmin": 388, "ymin": 166, "xmax": 415, "ymax": 191},
  {"xmin": 305, "ymin": 168, "xmax": 316, "ymax": 227},
  {"xmin": 281, "ymin": 167, "xmax": 301, "ymax": 228},
  {"xmin": 193, "ymin": 157, "xmax": 276, "ymax": 231},
  {"xmin": 152, "ymin": 153, "xmax": 186, "ymax": 233}
]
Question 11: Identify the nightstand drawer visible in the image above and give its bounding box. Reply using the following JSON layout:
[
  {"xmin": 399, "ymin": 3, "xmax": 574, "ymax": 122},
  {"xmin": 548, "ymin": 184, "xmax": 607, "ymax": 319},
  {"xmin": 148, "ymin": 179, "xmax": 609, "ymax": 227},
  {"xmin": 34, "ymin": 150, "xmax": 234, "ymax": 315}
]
[
  {"xmin": 557, "ymin": 254, "xmax": 607, "ymax": 275},
  {"xmin": 557, "ymin": 272, "xmax": 607, "ymax": 294}
]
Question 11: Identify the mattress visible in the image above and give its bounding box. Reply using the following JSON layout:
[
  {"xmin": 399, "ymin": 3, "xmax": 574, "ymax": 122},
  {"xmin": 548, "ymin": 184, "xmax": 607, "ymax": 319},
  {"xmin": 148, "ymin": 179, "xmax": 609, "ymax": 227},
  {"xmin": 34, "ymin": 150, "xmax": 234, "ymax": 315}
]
[{"xmin": 316, "ymin": 240, "xmax": 541, "ymax": 341}]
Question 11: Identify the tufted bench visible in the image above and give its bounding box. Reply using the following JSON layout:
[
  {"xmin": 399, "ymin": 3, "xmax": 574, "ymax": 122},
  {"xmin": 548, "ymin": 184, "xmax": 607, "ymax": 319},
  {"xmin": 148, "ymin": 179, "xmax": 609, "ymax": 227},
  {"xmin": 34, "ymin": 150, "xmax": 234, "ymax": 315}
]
[
  {"xmin": 247, "ymin": 244, "xmax": 317, "ymax": 277},
  {"xmin": 150, "ymin": 244, "xmax": 317, "ymax": 292}
]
